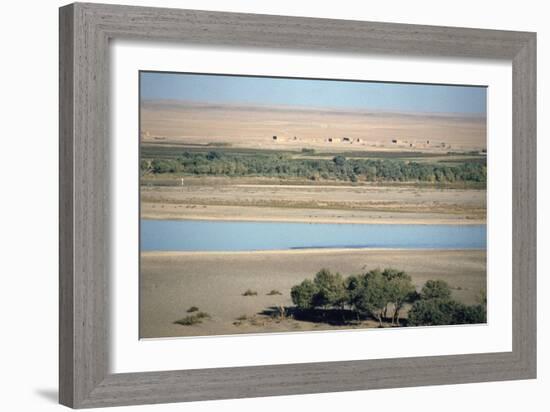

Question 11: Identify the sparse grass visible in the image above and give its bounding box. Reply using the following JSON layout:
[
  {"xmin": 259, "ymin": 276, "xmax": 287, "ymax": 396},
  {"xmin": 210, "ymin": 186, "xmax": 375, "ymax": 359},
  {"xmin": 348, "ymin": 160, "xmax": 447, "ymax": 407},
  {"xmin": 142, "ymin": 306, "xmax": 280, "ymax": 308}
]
[
  {"xmin": 233, "ymin": 314, "xmax": 249, "ymax": 326},
  {"xmin": 233, "ymin": 314, "xmax": 271, "ymax": 327},
  {"xmin": 187, "ymin": 306, "xmax": 199, "ymax": 313},
  {"xmin": 242, "ymin": 289, "xmax": 258, "ymax": 296},
  {"xmin": 175, "ymin": 311, "xmax": 211, "ymax": 326},
  {"xmin": 267, "ymin": 289, "xmax": 282, "ymax": 296},
  {"xmin": 207, "ymin": 142, "xmax": 232, "ymax": 147}
]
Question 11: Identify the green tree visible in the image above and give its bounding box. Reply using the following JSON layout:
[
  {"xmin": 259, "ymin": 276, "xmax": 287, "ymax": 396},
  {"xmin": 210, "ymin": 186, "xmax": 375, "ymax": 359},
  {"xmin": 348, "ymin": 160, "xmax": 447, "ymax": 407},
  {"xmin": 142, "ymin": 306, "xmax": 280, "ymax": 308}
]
[
  {"xmin": 312, "ymin": 269, "xmax": 347, "ymax": 309},
  {"xmin": 140, "ymin": 159, "xmax": 151, "ymax": 174},
  {"xmin": 350, "ymin": 269, "xmax": 390, "ymax": 326},
  {"xmin": 421, "ymin": 280, "xmax": 452, "ymax": 300},
  {"xmin": 206, "ymin": 151, "xmax": 222, "ymax": 161},
  {"xmin": 382, "ymin": 269, "xmax": 417, "ymax": 325},
  {"xmin": 151, "ymin": 159, "xmax": 178, "ymax": 173},
  {"xmin": 333, "ymin": 155, "xmax": 346, "ymax": 167},
  {"xmin": 290, "ymin": 279, "xmax": 317, "ymax": 310}
]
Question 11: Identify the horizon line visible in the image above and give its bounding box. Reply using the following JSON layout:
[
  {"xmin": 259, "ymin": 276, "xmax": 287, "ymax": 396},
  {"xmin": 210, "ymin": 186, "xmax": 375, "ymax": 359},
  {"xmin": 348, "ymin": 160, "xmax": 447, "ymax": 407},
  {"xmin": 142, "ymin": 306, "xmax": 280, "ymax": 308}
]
[{"xmin": 140, "ymin": 98, "xmax": 487, "ymax": 119}]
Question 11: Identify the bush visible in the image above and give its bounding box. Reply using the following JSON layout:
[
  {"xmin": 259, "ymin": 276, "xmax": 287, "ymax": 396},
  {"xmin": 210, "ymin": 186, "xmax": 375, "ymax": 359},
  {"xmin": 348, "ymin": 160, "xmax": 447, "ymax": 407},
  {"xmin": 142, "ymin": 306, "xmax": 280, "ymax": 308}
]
[
  {"xmin": 407, "ymin": 299, "xmax": 460, "ymax": 326},
  {"xmin": 458, "ymin": 304, "xmax": 487, "ymax": 324},
  {"xmin": 267, "ymin": 289, "xmax": 282, "ymax": 296},
  {"xmin": 242, "ymin": 289, "xmax": 258, "ymax": 296},
  {"xmin": 187, "ymin": 306, "xmax": 199, "ymax": 313},
  {"xmin": 408, "ymin": 299, "xmax": 487, "ymax": 326},
  {"xmin": 175, "ymin": 312, "xmax": 210, "ymax": 326}
]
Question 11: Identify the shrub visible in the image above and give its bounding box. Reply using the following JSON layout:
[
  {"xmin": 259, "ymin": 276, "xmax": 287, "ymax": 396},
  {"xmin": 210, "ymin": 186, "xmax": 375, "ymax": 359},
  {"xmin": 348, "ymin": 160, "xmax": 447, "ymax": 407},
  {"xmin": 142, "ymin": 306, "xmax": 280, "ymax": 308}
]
[
  {"xmin": 458, "ymin": 304, "xmax": 487, "ymax": 324},
  {"xmin": 175, "ymin": 312, "xmax": 210, "ymax": 326},
  {"xmin": 187, "ymin": 306, "xmax": 199, "ymax": 313},
  {"xmin": 242, "ymin": 289, "xmax": 258, "ymax": 296},
  {"xmin": 407, "ymin": 299, "xmax": 459, "ymax": 326},
  {"xmin": 408, "ymin": 299, "xmax": 487, "ymax": 326},
  {"xmin": 267, "ymin": 289, "xmax": 282, "ymax": 296}
]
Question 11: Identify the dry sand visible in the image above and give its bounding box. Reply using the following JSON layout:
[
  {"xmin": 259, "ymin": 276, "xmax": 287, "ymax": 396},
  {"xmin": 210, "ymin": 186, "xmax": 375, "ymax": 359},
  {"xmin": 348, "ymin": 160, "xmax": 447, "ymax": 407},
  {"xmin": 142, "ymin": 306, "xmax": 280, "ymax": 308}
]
[
  {"xmin": 140, "ymin": 181, "xmax": 486, "ymax": 225},
  {"xmin": 140, "ymin": 249, "xmax": 486, "ymax": 338},
  {"xmin": 141, "ymin": 101, "xmax": 486, "ymax": 152}
]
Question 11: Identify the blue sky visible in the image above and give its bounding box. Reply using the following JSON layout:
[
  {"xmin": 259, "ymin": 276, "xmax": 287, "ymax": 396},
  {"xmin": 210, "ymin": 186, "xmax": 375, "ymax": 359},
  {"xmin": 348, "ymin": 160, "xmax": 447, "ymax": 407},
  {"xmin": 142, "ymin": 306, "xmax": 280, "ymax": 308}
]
[{"xmin": 140, "ymin": 71, "xmax": 486, "ymax": 115}]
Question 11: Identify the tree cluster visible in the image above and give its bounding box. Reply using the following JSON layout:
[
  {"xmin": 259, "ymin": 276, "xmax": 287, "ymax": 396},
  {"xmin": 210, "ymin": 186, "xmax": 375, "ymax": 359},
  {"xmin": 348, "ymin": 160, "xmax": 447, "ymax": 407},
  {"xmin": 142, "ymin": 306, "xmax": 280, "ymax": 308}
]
[
  {"xmin": 141, "ymin": 151, "xmax": 487, "ymax": 184},
  {"xmin": 407, "ymin": 280, "xmax": 487, "ymax": 326},
  {"xmin": 290, "ymin": 269, "xmax": 487, "ymax": 327}
]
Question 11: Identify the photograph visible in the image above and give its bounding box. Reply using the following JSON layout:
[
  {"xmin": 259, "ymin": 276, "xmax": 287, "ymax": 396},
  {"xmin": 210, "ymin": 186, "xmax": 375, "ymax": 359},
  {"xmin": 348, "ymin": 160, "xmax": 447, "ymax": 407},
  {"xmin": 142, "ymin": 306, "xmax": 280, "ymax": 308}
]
[{"xmin": 138, "ymin": 71, "xmax": 488, "ymax": 338}]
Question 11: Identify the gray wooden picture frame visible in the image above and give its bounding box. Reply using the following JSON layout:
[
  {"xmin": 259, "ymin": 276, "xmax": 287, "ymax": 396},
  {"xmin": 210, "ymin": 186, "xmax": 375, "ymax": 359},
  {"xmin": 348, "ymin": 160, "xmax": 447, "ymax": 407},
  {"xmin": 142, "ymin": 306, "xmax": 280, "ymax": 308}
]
[{"xmin": 59, "ymin": 2, "xmax": 536, "ymax": 408}]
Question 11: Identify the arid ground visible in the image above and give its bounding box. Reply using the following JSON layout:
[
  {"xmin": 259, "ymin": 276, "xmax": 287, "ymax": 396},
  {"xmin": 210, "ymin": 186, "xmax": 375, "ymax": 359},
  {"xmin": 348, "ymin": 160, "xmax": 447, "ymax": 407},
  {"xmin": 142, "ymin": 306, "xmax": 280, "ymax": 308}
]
[
  {"xmin": 141, "ymin": 177, "xmax": 486, "ymax": 225},
  {"xmin": 140, "ymin": 249, "xmax": 486, "ymax": 338},
  {"xmin": 141, "ymin": 101, "xmax": 486, "ymax": 153}
]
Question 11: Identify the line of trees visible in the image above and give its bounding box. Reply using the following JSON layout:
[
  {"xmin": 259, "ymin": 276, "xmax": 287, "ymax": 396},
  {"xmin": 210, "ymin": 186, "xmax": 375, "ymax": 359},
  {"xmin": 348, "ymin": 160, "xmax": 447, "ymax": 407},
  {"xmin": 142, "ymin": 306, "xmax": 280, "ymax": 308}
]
[
  {"xmin": 140, "ymin": 151, "xmax": 487, "ymax": 184},
  {"xmin": 290, "ymin": 269, "xmax": 487, "ymax": 327}
]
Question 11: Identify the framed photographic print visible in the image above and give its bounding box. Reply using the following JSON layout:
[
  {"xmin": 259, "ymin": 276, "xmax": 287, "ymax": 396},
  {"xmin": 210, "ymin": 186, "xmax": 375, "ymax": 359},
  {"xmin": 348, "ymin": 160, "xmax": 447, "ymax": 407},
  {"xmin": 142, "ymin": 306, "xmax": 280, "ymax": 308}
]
[{"xmin": 59, "ymin": 2, "xmax": 536, "ymax": 408}]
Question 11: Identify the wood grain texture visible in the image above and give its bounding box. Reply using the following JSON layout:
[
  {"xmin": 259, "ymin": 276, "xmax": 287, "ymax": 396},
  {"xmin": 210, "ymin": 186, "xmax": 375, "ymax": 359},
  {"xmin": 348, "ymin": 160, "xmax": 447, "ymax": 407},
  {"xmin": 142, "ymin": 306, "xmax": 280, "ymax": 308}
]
[
  {"xmin": 59, "ymin": 4, "xmax": 74, "ymax": 406},
  {"xmin": 59, "ymin": 2, "xmax": 537, "ymax": 408}
]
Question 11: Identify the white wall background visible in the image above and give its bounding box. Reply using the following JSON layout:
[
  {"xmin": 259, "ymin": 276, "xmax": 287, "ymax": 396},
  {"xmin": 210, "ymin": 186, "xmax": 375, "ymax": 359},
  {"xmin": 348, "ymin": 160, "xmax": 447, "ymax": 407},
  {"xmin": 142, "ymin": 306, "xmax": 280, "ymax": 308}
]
[{"xmin": 0, "ymin": 1, "xmax": 546, "ymax": 411}]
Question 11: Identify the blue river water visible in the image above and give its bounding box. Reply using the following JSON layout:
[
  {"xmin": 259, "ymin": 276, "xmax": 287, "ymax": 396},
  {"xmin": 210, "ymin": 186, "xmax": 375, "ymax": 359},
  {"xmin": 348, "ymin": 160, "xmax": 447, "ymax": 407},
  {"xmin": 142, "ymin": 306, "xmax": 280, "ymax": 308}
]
[{"xmin": 140, "ymin": 220, "xmax": 486, "ymax": 252}]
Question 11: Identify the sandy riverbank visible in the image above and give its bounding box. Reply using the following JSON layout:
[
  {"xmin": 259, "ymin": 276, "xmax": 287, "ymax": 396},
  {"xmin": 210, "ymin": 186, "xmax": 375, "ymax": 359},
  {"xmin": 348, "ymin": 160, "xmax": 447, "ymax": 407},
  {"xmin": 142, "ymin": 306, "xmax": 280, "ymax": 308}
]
[
  {"xmin": 140, "ymin": 249, "xmax": 486, "ymax": 338},
  {"xmin": 140, "ymin": 182, "xmax": 486, "ymax": 225}
]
